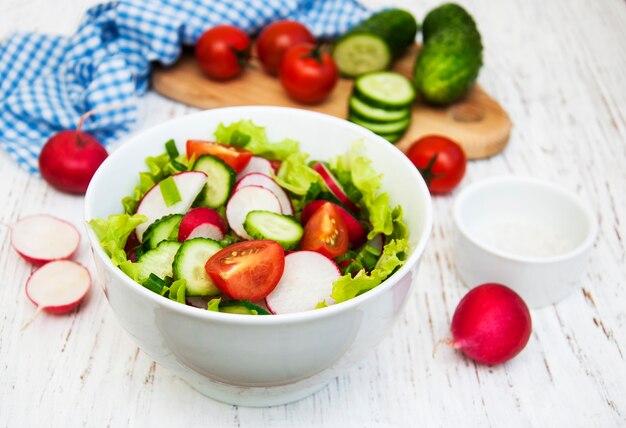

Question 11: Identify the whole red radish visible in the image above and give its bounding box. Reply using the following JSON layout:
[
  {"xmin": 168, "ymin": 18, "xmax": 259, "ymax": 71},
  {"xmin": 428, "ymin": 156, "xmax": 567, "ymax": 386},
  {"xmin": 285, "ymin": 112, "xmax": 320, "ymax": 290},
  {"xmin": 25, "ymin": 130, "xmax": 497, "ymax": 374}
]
[
  {"xmin": 256, "ymin": 20, "xmax": 314, "ymax": 75},
  {"xmin": 447, "ymin": 283, "xmax": 532, "ymax": 365},
  {"xmin": 39, "ymin": 112, "xmax": 108, "ymax": 194}
]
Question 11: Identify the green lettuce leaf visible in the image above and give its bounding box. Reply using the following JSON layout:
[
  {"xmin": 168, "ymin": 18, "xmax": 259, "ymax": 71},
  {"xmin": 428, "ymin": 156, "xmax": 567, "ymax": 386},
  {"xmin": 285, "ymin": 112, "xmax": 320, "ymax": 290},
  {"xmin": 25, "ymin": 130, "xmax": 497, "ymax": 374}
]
[
  {"xmin": 88, "ymin": 213, "xmax": 147, "ymax": 266},
  {"xmin": 274, "ymin": 152, "xmax": 324, "ymax": 196},
  {"xmin": 207, "ymin": 298, "xmax": 222, "ymax": 312},
  {"xmin": 214, "ymin": 120, "xmax": 299, "ymax": 161}
]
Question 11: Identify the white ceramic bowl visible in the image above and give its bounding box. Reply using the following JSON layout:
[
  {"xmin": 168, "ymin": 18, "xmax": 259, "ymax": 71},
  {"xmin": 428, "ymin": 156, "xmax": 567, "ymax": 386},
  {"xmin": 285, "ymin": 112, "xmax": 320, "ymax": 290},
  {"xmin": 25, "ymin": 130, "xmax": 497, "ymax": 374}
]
[
  {"xmin": 85, "ymin": 106, "xmax": 432, "ymax": 407},
  {"xmin": 453, "ymin": 176, "xmax": 597, "ymax": 308}
]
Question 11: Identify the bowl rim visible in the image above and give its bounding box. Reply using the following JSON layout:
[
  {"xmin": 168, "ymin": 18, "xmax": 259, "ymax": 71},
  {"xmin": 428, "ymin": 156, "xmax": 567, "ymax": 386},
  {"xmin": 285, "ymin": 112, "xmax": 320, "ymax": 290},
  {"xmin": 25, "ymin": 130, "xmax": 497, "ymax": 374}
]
[
  {"xmin": 453, "ymin": 175, "xmax": 598, "ymax": 264},
  {"xmin": 85, "ymin": 106, "xmax": 433, "ymax": 325}
]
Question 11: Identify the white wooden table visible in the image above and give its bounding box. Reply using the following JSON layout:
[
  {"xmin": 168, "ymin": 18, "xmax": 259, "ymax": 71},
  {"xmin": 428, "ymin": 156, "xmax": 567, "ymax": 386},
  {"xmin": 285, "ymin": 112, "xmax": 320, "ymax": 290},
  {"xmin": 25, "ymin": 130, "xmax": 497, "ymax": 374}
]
[{"xmin": 1, "ymin": 0, "xmax": 625, "ymax": 426}]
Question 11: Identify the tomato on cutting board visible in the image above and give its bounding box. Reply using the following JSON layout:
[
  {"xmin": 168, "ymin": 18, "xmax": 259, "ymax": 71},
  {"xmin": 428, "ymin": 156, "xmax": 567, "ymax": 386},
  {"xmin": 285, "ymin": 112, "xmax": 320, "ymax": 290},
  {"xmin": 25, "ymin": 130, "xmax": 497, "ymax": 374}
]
[
  {"xmin": 279, "ymin": 44, "xmax": 338, "ymax": 104},
  {"xmin": 195, "ymin": 25, "xmax": 251, "ymax": 80},
  {"xmin": 186, "ymin": 140, "xmax": 253, "ymax": 173},
  {"xmin": 301, "ymin": 202, "xmax": 349, "ymax": 259},
  {"xmin": 256, "ymin": 20, "xmax": 314, "ymax": 75},
  {"xmin": 406, "ymin": 135, "xmax": 467, "ymax": 194},
  {"xmin": 205, "ymin": 240, "xmax": 285, "ymax": 301}
]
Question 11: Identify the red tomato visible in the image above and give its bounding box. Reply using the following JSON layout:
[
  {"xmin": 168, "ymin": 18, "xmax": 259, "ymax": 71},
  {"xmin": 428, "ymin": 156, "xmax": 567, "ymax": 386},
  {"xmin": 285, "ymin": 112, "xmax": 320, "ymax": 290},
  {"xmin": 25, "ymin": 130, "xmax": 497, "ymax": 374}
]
[
  {"xmin": 301, "ymin": 202, "xmax": 349, "ymax": 259},
  {"xmin": 406, "ymin": 135, "xmax": 467, "ymax": 194},
  {"xmin": 279, "ymin": 44, "xmax": 338, "ymax": 104},
  {"xmin": 195, "ymin": 25, "xmax": 251, "ymax": 80},
  {"xmin": 205, "ymin": 240, "xmax": 285, "ymax": 301},
  {"xmin": 186, "ymin": 140, "xmax": 252, "ymax": 173},
  {"xmin": 256, "ymin": 20, "xmax": 314, "ymax": 75}
]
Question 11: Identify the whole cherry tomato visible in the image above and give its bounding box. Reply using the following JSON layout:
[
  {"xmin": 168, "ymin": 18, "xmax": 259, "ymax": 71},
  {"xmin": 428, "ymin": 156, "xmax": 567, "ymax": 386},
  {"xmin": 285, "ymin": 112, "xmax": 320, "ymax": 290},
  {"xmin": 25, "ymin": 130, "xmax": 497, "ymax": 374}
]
[
  {"xmin": 256, "ymin": 20, "xmax": 314, "ymax": 75},
  {"xmin": 406, "ymin": 135, "xmax": 467, "ymax": 194},
  {"xmin": 195, "ymin": 25, "xmax": 251, "ymax": 80},
  {"xmin": 279, "ymin": 43, "xmax": 338, "ymax": 104}
]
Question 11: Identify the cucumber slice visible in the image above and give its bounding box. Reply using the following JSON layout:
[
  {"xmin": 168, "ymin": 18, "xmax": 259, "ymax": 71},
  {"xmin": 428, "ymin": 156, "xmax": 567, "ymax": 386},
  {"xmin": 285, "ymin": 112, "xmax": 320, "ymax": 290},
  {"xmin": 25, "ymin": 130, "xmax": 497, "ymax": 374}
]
[
  {"xmin": 141, "ymin": 214, "xmax": 183, "ymax": 251},
  {"xmin": 354, "ymin": 72, "xmax": 416, "ymax": 109},
  {"xmin": 349, "ymin": 96, "xmax": 411, "ymax": 123},
  {"xmin": 243, "ymin": 210, "xmax": 303, "ymax": 250},
  {"xmin": 220, "ymin": 300, "xmax": 270, "ymax": 315},
  {"xmin": 332, "ymin": 34, "xmax": 391, "ymax": 78},
  {"xmin": 349, "ymin": 114, "xmax": 411, "ymax": 134},
  {"xmin": 379, "ymin": 131, "xmax": 406, "ymax": 143},
  {"xmin": 173, "ymin": 238, "xmax": 222, "ymax": 296},
  {"xmin": 193, "ymin": 155, "xmax": 235, "ymax": 208},
  {"xmin": 137, "ymin": 240, "xmax": 182, "ymax": 282}
]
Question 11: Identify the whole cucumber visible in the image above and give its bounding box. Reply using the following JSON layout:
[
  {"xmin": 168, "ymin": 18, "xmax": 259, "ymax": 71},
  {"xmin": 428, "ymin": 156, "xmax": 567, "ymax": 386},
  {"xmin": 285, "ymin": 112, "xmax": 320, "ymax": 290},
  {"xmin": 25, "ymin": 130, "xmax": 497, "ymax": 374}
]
[{"xmin": 413, "ymin": 3, "xmax": 483, "ymax": 105}]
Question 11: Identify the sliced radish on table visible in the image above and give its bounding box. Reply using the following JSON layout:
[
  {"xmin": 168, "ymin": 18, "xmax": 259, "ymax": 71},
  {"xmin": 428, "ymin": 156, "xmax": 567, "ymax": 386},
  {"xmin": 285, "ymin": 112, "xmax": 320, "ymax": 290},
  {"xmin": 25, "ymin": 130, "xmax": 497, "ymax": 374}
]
[
  {"xmin": 301, "ymin": 200, "xmax": 366, "ymax": 247},
  {"xmin": 178, "ymin": 207, "xmax": 227, "ymax": 242},
  {"xmin": 235, "ymin": 172, "xmax": 294, "ymax": 215},
  {"xmin": 22, "ymin": 260, "xmax": 91, "ymax": 330},
  {"xmin": 265, "ymin": 251, "xmax": 340, "ymax": 314},
  {"xmin": 226, "ymin": 185, "xmax": 282, "ymax": 239},
  {"xmin": 135, "ymin": 171, "xmax": 207, "ymax": 242},
  {"xmin": 236, "ymin": 156, "xmax": 273, "ymax": 180},
  {"xmin": 311, "ymin": 162, "xmax": 359, "ymax": 213},
  {"xmin": 9, "ymin": 215, "xmax": 80, "ymax": 265}
]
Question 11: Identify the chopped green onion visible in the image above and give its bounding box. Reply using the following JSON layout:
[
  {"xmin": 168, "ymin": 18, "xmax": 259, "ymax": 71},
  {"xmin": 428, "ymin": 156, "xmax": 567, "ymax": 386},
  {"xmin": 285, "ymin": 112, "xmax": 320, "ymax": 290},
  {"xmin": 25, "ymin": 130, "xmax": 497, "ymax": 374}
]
[
  {"xmin": 207, "ymin": 298, "xmax": 221, "ymax": 312},
  {"xmin": 171, "ymin": 159, "xmax": 188, "ymax": 171},
  {"xmin": 159, "ymin": 176, "xmax": 182, "ymax": 207},
  {"xmin": 165, "ymin": 139, "xmax": 179, "ymax": 159},
  {"xmin": 143, "ymin": 273, "xmax": 165, "ymax": 294}
]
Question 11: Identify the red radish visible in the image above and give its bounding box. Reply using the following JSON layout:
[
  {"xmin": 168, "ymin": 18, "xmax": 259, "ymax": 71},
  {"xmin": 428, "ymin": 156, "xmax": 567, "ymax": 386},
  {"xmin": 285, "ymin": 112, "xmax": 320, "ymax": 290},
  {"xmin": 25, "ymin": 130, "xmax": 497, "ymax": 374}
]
[
  {"xmin": 39, "ymin": 110, "xmax": 109, "ymax": 194},
  {"xmin": 135, "ymin": 171, "xmax": 207, "ymax": 242},
  {"xmin": 226, "ymin": 185, "xmax": 282, "ymax": 239},
  {"xmin": 235, "ymin": 173, "xmax": 294, "ymax": 215},
  {"xmin": 311, "ymin": 162, "xmax": 359, "ymax": 212},
  {"xmin": 301, "ymin": 200, "xmax": 366, "ymax": 247},
  {"xmin": 9, "ymin": 215, "xmax": 80, "ymax": 265},
  {"xmin": 236, "ymin": 156, "xmax": 274, "ymax": 180},
  {"xmin": 445, "ymin": 283, "xmax": 532, "ymax": 365},
  {"xmin": 178, "ymin": 207, "xmax": 227, "ymax": 241},
  {"xmin": 265, "ymin": 251, "xmax": 340, "ymax": 314},
  {"xmin": 22, "ymin": 260, "xmax": 91, "ymax": 330}
]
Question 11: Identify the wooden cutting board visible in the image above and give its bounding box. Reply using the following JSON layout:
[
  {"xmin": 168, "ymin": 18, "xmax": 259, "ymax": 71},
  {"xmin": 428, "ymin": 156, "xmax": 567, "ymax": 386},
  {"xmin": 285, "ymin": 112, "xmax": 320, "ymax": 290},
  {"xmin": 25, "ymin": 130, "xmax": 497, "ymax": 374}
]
[{"xmin": 152, "ymin": 45, "xmax": 511, "ymax": 159}]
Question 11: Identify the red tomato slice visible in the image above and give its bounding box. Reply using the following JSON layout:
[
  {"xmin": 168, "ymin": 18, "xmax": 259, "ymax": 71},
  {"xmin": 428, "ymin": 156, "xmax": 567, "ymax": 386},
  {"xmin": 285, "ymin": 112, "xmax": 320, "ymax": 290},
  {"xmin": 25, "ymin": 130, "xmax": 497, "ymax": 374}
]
[
  {"xmin": 300, "ymin": 202, "xmax": 349, "ymax": 259},
  {"xmin": 205, "ymin": 240, "xmax": 285, "ymax": 301},
  {"xmin": 186, "ymin": 140, "xmax": 253, "ymax": 173}
]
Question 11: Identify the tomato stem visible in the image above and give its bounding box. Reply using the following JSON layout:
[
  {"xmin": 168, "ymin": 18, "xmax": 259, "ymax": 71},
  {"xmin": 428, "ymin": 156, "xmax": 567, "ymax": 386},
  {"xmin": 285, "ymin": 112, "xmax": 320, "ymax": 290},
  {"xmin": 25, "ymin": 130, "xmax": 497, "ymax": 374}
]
[
  {"xmin": 301, "ymin": 42, "xmax": 325, "ymax": 64},
  {"xmin": 230, "ymin": 45, "xmax": 252, "ymax": 69}
]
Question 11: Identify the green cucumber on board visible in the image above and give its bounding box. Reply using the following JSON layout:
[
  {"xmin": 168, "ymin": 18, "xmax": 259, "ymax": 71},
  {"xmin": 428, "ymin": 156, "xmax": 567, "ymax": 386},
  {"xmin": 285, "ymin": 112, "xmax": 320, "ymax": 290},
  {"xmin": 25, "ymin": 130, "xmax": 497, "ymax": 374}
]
[
  {"xmin": 173, "ymin": 238, "xmax": 223, "ymax": 296},
  {"xmin": 422, "ymin": 3, "xmax": 479, "ymax": 43},
  {"xmin": 243, "ymin": 210, "xmax": 303, "ymax": 250},
  {"xmin": 348, "ymin": 115, "xmax": 411, "ymax": 135},
  {"xmin": 349, "ymin": 96, "xmax": 410, "ymax": 123},
  {"xmin": 353, "ymin": 72, "xmax": 416, "ymax": 109},
  {"xmin": 378, "ymin": 131, "xmax": 406, "ymax": 144},
  {"xmin": 192, "ymin": 154, "xmax": 236, "ymax": 208},
  {"xmin": 333, "ymin": 9, "xmax": 419, "ymax": 77}
]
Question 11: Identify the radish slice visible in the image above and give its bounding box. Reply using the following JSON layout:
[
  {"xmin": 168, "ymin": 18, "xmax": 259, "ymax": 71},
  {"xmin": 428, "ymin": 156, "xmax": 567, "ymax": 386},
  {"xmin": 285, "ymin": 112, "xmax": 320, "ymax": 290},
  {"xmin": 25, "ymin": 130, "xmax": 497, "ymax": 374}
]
[
  {"xmin": 9, "ymin": 215, "xmax": 80, "ymax": 265},
  {"xmin": 178, "ymin": 207, "xmax": 227, "ymax": 242},
  {"xmin": 312, "ymin": 162, "xmax": 359, "ymax": 213},
  {"xmin": 135, "ymin": 171, "xmax": 207, "ymax": 242},
  {"xmin": 22, "ymin": 260, "xmax": 91, "ymax": 330},
  {"xmin": 226, "ymin": 185, "xmax": 282, "ymax": 239},
  {"xmin": 235, "ymin": 173, "xmax": 294, "ymax": 215},
  {"xmin": 301, "ymin": 200, "xmax": 366, "ymax": 247},
  {"xmin": 265, "ymin": 251, "xmax": 340, "ymax": 314},
  {"xmin": 236, "ymin": 156, "xmax": 273, "ymax": 180}
]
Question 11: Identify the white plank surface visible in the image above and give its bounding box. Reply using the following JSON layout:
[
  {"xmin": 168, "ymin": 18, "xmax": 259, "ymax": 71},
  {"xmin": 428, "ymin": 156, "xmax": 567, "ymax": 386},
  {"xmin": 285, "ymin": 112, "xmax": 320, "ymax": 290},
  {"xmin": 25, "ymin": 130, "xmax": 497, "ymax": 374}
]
[{"xmin": 1, "ymin": 0, "xmax": 625, "ymax": 427}]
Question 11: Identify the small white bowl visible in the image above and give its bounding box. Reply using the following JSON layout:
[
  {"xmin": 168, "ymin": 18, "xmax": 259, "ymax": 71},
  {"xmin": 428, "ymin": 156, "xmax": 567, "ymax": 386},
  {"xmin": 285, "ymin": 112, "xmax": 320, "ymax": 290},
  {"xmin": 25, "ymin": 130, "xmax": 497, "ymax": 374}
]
[
  {"xmin": 85, "ymin": 106, "xmax": 432, "ymax": 406},
  {"xmin": 453, "ymin": 176, "xmax": 597, "ymax": 308}
]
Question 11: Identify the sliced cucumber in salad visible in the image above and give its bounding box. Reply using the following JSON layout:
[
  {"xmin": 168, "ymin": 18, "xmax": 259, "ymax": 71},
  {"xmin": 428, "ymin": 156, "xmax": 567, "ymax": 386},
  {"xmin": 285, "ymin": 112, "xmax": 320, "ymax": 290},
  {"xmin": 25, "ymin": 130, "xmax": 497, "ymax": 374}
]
[
  {"xmin": 220, "ymin": 300, "xmax": 270, "ymax": 315},
  {"xmin": 193, "ymin": 154, "xmax": 236, "ymax": 209},
  {"xmin": 173, "ymin": 238, "xmax": 222, "ymax": 296},
  {"xmin": 141, "ymin": 214, "xmax": 183, "ymax": 251},
  {"xmin": 243, "ymin": 210, "xmax": 303, "ymax": 250},
  {"xmin": 137, "ymin": 240, "xmax": 182, "ymax": 281}
]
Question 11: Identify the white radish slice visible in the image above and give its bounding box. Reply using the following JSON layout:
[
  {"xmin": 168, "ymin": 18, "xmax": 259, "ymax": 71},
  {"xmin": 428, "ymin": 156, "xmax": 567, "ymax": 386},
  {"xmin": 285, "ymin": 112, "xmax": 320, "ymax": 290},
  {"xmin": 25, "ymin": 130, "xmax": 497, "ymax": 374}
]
[
  {"xmin": 265, "ymin": 251, "xmax": 340, "ymax": 314},
  {"xmin": 22, "ymin": 260, "xmax": 91, "ymax": 330},
  {"xmin": 135, "ymin": 171, "xmax": 207, "ymax": 242},
  {"xmin": 312, "ymin": 162, "xmax": 359, "ymax": 213},
  {"xmin": 235, "ymin": 173, "xmax": 294, "ymax": 215},
  {"xmin": 226, "ymin": 185, "xmax": 282, "ymax": 240},
  {"xmin": 9, "ymin": 214, "xmax": 80, "ymax": 265},
  {"xmin": 236, "ymin": 156, "xmax": 273, "ymax": 180},
  {"xmin": 177, "ymin": 207, "xmax": 227, "ymax": 242}
]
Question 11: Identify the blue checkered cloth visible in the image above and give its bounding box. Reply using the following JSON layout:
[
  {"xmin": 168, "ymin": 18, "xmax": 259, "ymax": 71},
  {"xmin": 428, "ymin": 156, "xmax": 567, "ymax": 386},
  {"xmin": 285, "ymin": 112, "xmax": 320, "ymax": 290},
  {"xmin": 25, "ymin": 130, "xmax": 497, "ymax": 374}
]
[{"xmin": 0, "ymin": 0, "xmax": 372, "ymax": 174}]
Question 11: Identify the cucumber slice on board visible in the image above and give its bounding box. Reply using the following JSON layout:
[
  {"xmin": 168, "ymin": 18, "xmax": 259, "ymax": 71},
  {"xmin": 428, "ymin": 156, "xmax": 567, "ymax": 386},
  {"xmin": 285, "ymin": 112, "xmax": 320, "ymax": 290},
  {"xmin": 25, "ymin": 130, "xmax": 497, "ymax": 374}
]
[
  {"xmin": 137, "ymin": 240, "xmax": 182, "ymax": 281},
  {"xmin": 354, "ymin": 72, "xmax": 416, "ymax": 109},
  {"xmin": 349, "ymin": 96, "xmax": 411, "ymax": 123},
  {"xmin": 378, "ymin": 131, "xmax": 406, "ymax": 143},
  {"xmin": 243, "ymin": 210, "xmax": 303, "ymax": 250},
  {"xmin": 173, "ymin": 238, "xmax": 223, "ymax": 296},
  {"xmin": 192, "ymin": 155, "xmax": 236, "ymax": 208},
  {"xmin": 349, "ymin": 114, "xmax": 411, "ymax": 134}
]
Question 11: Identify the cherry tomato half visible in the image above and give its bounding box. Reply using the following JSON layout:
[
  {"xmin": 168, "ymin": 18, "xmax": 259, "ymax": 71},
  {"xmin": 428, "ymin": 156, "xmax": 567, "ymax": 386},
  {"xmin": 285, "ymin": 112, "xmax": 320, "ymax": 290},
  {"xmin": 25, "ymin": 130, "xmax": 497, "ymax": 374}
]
[
  {"xmin": 186, "ymin": 140, "xmax": 253, "ymax": 173},
  {"xmin": 195, "ymin": 25, "xmax": 251, "ymax": 80},
  {"xmin": 256, "ymin": 20, "xmax": 314, "ymax": 75},
  {"xmin": 279, "ymin": 43, "xmax": 338, "ymax": 104},
  {"xmin": 406, "ymin": 135, "xmax": 467, "ymax": 194},
  {"xmin": 300, "ymin": 202, "xmax": 349, "ymax": 259},
  {"xmin": 205, "ymin": 240, "xmax": 285, "ymax": 301}
]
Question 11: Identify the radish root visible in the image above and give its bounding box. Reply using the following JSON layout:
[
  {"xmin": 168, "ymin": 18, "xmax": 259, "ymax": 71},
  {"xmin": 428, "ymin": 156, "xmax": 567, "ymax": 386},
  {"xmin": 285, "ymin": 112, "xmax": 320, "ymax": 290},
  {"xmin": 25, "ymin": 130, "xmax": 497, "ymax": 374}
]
[
  {"xmin": 20, "ymin": 306, "xmax": 44, "ymax": 332},
  {"xmin": 432, "ymin": 337, "xmax": 454, "ymax": 359}
]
